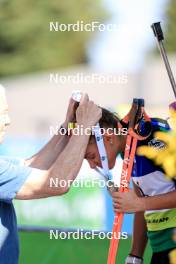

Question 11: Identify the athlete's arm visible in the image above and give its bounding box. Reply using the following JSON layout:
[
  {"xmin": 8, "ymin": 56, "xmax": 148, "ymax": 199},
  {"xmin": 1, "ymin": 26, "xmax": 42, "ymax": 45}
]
[
  {"xmin": 25, "ymin": 98, "xmax": 76, "ymax": 170},
  {"xmin": 25, "ymin": 131, "xmax": 69, "ymax": 170},
  {"xmin": 16, "ymin": 134, "xmax": 89, "ymax": 199},
  {"xmin": 141, "ymin": 190, "xmax": 176, "ymax": 211},
  {"xmin": 129, "ymin": 183, "xmax": 148, "ymax": 258},
  {"xmin": 16, "ymin": 96, "xmax": 102, "ymax": 199},
  {"xmin": 112, "ymin": 187, "xmax": 176, "ymax": 213}
]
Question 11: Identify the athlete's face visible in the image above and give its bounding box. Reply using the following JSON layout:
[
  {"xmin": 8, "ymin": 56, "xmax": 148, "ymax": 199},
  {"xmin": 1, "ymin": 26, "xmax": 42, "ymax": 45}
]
[
  {"xmin": 85, "ymin": 134, "xmax": 124, "ymax": 170},
  {"xmin": 0, "ymin": 93, "xmax": 10, "ymax": 143}
]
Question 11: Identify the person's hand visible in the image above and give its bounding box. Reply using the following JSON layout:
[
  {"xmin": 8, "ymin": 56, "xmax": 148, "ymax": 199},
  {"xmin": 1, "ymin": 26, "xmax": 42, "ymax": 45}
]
[
  {"xmin": 63, "ymin": 98, "xmax": 79, "ymax": 128},
  {"xmin": 107, "ymin": 181, "xmax": 119, "ymax": 195},
  {"xmin": 112, "ymin": 189, "xmax": 145, "ymax": 213},
  {"xmin": 76, "ymin": 93, "xmax": 102, "ymax": 128}
]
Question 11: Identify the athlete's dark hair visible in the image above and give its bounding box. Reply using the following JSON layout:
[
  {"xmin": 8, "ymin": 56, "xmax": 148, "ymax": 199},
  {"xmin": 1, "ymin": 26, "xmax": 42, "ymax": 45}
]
[
  {"xmin": 88, "ymin": 107, "xmax": 120, "ymax": 142},
  {"xmin": 99, "ymin": 107, "xmax": 120, "ymax": 129},
  {"xmin": 73, "ymin": 106, "xmax": 120, "ymax": 140}
]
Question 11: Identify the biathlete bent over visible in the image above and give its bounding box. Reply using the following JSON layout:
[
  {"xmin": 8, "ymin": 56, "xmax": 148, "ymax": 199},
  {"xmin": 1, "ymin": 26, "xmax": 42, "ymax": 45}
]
[{"xmin": 84, "ymin": 108, "xmax": 176, "ymax": 264}]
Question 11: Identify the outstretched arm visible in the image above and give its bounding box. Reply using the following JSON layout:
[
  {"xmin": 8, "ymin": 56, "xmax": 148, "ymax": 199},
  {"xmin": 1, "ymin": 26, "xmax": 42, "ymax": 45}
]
[
  {"xmin": 25, "ymin": 98, "xmax": 76, "ymax": 170},
  {"xmin": 16, "ymin": 95, "xmax": 102, "ymax": 199}
]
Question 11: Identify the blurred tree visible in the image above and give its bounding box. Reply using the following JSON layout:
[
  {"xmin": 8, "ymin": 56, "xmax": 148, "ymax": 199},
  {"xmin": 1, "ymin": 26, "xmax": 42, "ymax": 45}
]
[
  {"xmin": 0, "ymin": 0, "xmax": 107, "ymax": 77},
  {"xmin": 165, "ymin": 0, "xmax": 176, "ymax": 52}
]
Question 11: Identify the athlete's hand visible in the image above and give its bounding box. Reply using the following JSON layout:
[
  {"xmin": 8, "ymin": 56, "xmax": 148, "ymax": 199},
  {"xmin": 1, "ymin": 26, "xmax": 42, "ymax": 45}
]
[
  {"xmin": 112, "ymin": 189, "xmax": 145, "ymax": 213},
  {"xmin": 76, "ymin": 94, "xmax": 102, "ymax": 128},
  {"xmin": 63, "ymin": 98, "xmax": 78, "ymax": 128}
]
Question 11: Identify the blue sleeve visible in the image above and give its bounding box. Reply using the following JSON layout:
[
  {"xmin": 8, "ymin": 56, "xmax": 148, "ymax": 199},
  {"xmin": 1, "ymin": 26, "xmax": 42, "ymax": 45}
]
[
  {"xmin": 0, "ymin": 156, "xmax": 24, "ymax": 166},
  {"xmin": 0, "ymin": 157, "xmax": 32, "ymax": 203}
]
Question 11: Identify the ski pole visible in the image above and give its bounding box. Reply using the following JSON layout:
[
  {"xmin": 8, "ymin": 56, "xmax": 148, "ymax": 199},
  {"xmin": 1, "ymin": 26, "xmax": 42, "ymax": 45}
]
[
  {"xmin": 151, "ymin": 22, "xmax": 176, "ymax": 99},
  {"xmin": 107, "ymin": 99, "xmax": 151, "ymax": 264}
]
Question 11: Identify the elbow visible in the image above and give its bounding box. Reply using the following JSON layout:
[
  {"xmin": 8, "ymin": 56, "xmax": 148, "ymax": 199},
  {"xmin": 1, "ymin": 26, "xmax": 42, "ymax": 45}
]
[
  {"xmin": 47, "ymin": 169, "xmax": 76, "ymax": 196},
  {"xmin": 46, "ymin": 184, "xmax": 70, "ymax": 197},
  {"xmin": 61, "ymin": 186, "xmax": 70, "ymax": 195},
  {"xmin": 58, "ymin": 185, "xmax": 70, "ymax": 195}
]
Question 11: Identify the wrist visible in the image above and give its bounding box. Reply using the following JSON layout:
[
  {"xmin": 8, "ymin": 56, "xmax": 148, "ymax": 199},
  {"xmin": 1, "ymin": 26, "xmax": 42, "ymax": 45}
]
[
  {"xmin": 125, "ymin": 254, "xmax": 143, "ymax": 264},
  {"xmin": 71, "ymin": 133, "xmax": 90, "ymax": 146},
  {"xmin": 62, "ymin": 121, "xmax": 69, "ymax": 129},
  {"xmin": 77, "ymin": 119, "xmax": 96, "ymax": 128},
  {"xmin": 129, "ymin": 252, "xmax": 143, "ymax": 259},
  {"xmin": 136, "ymin": 197, "xmax": 146, "ymax": 212},
  {"xmin": 58, "ymin": 123, "xmax": 69, "ymax": 137},
  {"xmin": 76, "ymin": 122, "xmax": 93, "ymax": 130}
]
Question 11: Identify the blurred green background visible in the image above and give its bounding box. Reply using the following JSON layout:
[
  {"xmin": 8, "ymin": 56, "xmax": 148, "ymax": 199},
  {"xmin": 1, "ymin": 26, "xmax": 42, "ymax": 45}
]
[
  {"xmin": 0, "ymin": 0, "xmax": 107, "ymax": 77},
  {"xmin": 19, "ymin": 232, "xmax": 152, "ymax": 264},
  {"xmin": 0, "ymin": 0, "xmax": 176, "ymax": 77}
]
